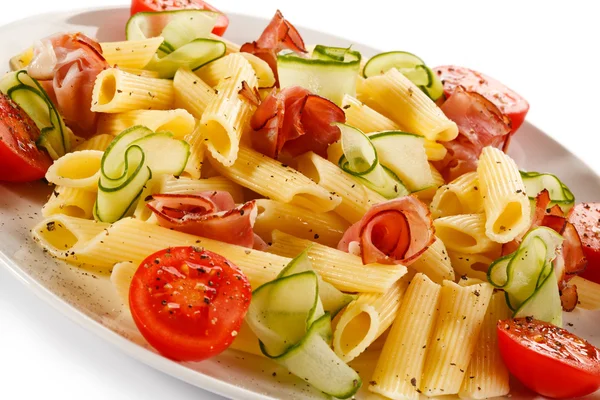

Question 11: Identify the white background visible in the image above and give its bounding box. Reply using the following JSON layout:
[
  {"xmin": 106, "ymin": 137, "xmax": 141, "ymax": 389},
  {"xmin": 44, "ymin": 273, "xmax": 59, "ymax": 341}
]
[{"xmin": 1, "ymin": 1, "xmax": 599, "ymax": 399}]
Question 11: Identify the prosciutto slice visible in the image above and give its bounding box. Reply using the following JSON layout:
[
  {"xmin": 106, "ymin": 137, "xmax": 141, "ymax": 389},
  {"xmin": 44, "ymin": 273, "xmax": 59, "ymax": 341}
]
[
  {"xmin": 338, "ymin": 196, "xmax": 435, "ymax": 265},
  {"xmin": 250, "ymin": 86, "xmax": 345, "ymax": 159},
  {"xmin": 433, "ymin": 86, "xmax": 511, "ymax": 181},
  {"xmin": 147, "ymin": 192, "xmax": 266, "ymax": 250},
  {"xmin": 27, "ymin": 32, "xmax": 108, "ymax": 137},
  {"xmin": 501, "ymin": 189, "xmax": 588, "ymax": 310},
  {"xmin": 240, "ymin": 10, "xmax": 306, "ymax": 85}
]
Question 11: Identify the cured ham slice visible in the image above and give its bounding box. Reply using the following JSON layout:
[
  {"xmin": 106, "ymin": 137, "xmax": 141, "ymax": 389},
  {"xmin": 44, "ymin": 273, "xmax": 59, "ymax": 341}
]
[
  {"xmin": 501, "ymin": 189, "xmax": 588, "ymax": 310},
  {"xmin": 240, "ymin": 10, "xmax": 306, "ymax": 85},
  {"xmin": 338, "ymin": 196, "xmax": 435, "ymax": 265},
  {"xmin": 147, "ymin": 193, "xmax": 266, "ymax": 249},
  {"xmin": 250, "ymin": 86, "xmax": 345, "ymax": 159},
  {"xmin": 433, "ymin": 86, "xmax": 511, "ymax": 181},
  {"xmin": 27, "ymin": 32, "xmax": 108, "ymax": 137}
]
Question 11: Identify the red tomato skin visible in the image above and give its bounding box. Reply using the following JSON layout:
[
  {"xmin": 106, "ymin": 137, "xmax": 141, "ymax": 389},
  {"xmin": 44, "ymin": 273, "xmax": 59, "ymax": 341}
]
[
  {"xmin": 434, "ymin": 65, "xmax": 530, "ymax": 134},
  {"xmin": 568, "ymin": 203, "xmax": 600, "ymax": 283},
  {"xmin": 130, "ymin": 0, "xmax": 229, "ymax": 36},
  {"xmin": 129, "ymin": 247, "xmax": 252, "ymax": 362},
  {"xmin": 0, "ymin": 93, "xmax": 52, "ymax": 182},
  {"xmin": 497, "ymin": 319, "xmax": 600, "ymax": 399}
]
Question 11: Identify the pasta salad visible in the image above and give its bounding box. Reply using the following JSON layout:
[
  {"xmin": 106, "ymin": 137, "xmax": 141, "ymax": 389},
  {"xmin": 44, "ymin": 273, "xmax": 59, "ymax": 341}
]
[{"xmin": 1, "ymin": 1, "xmax": 599, "ymax": 399}]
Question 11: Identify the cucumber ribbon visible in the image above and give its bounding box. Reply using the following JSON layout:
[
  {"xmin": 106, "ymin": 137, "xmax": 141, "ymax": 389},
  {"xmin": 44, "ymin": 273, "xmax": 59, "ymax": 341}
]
[
  {"xmin": 488, "ymin": 227, "xmax": 564, "ymax": 326},
  {"xmin": 335, "ymin": 122, "xmax": 410, "ymax": 198},
  {"xmin": 0, "ymin": 70, "xmax": 72, "ymax": 159},
  {"xmin": 520, "ymin": 170, "xmax": 575, "ymax": 213},
  {"xmin": 246, "ymin": 249, "xmax": 359, "ymax": 398},
  {"xmin": 277, "ymin": 45, "xmax": 361, "ymax": 105},
  {"xmin": 94, "ymin": 126, "xmax": 190, "ymax": 223},
  {"xmin": 362, "ymin": 51, "xmax": 443, "ymax": 100},
  {"xmin": 126, "ymin": 10, "xmax": 226, "ymax": 78}
]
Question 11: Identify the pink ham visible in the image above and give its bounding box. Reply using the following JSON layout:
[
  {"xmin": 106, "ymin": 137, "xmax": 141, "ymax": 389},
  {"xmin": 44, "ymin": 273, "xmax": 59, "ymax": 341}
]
[
  {"xmin": 338, "ymin": 196, "xmax": 435, "ymax": 265},
  {"xmin": 27, "ymin": 32, "xmax": 108, "ymax": 137},
  {"xmin": 250, "ymin": 86, "xmax": 345, "ymax": 159},
  {"xmin": 433, "ymin": 86, "xmax": 511, "ymax": 181},
  {"xmin": 147, "ymin": 193, "xmax": 266, "ymax": 249},
  {"xmin": 240, "ymin": 10, "xmax": 306, "ymax": 85}
]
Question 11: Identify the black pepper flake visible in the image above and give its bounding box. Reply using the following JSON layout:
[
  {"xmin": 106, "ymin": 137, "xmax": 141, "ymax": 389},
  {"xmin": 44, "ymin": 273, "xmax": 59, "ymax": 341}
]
[
  {"xmin": 343, "ymin": 104, "xmax": 351, "ymax": 109},
  {"xmin": 314, "ymin": 234, "xmax": 320, "ymax": 239},
  {"xmin": 46, "ymin": 221, "xmax": 56, "ymax": 231},
  {"xmin": 203, "ymin": 297, "xmax": 211, "ymax": 304},
  {"xmin": 410, "ymin": 377, "xmax": 417, "ymax": 387},
  {"xmin": 474, "ymin": 290, "xmax": 480, "ymax": 297},
  {"xmin": 369, "ymin": 381, "xmax": 377, "ymax": 386}
]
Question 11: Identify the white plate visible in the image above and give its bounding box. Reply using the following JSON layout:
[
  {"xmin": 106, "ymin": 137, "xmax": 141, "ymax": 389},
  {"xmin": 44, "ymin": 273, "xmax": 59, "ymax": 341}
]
[{"xmin": 0, "ymin": 6, "xmax": 599, "ymax": 400}]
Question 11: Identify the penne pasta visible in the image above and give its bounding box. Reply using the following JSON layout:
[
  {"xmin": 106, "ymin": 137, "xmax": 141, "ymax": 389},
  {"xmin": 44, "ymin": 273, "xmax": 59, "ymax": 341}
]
[
  {"xmin": 158, "ymin": 175, "xmax": 244, "ymax": 202},
  {"xmin": 409, "ymin": 237, "xmax": 455, "ymax": 283},
  {"xmin": 477, "ymin": 147, "xmax": 531, "ymax": 243},
  {"xmin": 369, "ymin": 274, "xmax": 442, "ymax": 400},
  {"xmin": 459, "ymin": 291, "xmax": 511, "ymax": 399},
  {"xmin": 296, "ymin": 151, "xmax": 385, "ymax": 223},
  {"xmin": 333, "ymin": 277, "xmax": 409, "ymax": 362},
  {"xmin": 74, "ymin": 134, "xmax": 114, "ymax": 152},
  {"xmin": 181, "ymin": 123, "xmax": 205, "ymax": 179},
  {"xmin": 44, "ymin": 150, "xmax": 104, "ymax": 191},
  {"xmin": 448, "ymin": 251, "xmax": 494, "ymax": 282},
  {"xmin": 173, "ymin": 67, "xmax": 216, "ymax": 119},
  {"xmin": 420, "ymin": 280, "xmax": 493, "ymax": 396},
  {"xmin": 110, "ymin": 261, "xmax": 137, "ymax": 308},
  {"xmin": 91, "ymin": 68, "xmax": 174, "ymax": 113},
  {"xmin": 434, "ymin": 214, "xmax": 501, "ymax": 254},
  {"xmin": 570, "ymin": 276, "xmax": 600, "ymax": 310},
  {"xmin": 268, "ymin": 230, "xmax": 407, "ymax": 293},
  {"xmin": 118, "ymin": 67, "xmax": 161, "ymax": 78},
  {"xmin": 253, "ymin": 199, "xmax": 349, "ymax": 248},
  {"xmin": 42, "ymin": 186, "xmax": 97, "ymax": 219},
  {"xmin": 100, "ymin": 37, "xmax": 164, "ymax": 69},
  {"xmin": 32, "ymin": 215, "xmax": 290, "ymax": 289},
  {"xmin": 238, "ymin": 52, "xmax": 276, "ymax": 88},
  {"xmin": 430, "ymin": 172, "xmax": 483, "ymax": 219},
  {"xmin": 229, "ymin": 322, "xmax": 264, "ymax": 357},
  {"xmin": 198, "ymin": 54, "xmax": 258, "ymax": 166},
  {"xmin": 96, "ymin": 109, "xmax": 196, "ymax": 138},
  {"xmin": 208, "ymin": 146, "xmax": 341, "ymax": 213},
  {"xmin": 359, "ymin": 68, "xmax": 458, "ymax": 142}
]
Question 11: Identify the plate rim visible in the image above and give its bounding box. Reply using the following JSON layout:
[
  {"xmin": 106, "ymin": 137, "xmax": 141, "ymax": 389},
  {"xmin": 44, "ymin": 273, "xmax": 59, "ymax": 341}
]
[{"xmin": 0, "ymin": 5, "xmax": 598, "ymax": 400}]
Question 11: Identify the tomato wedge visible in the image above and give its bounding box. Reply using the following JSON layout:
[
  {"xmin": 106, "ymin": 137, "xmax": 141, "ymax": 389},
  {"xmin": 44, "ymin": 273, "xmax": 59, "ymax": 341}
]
[
  {"xmin": 129, "ymin": 246, "xmax": 252, "ymax": 361},
  {"xmin": 0, "ymin": 93, "xmax": 52, "ymax": 182},
  {"xmin": 434, "ymin": 65, "xmax": 529, "ymax": 134},
  {"xmin": 130, "ymin": 0, "xmax": 229, "ymax": 36},
  {"xmin": 497, "ymin": 318, "xmax": 600, "ymax": 399},
  {"xmin": 568, "ymin": 203, "xmax": 600, "ymax": 284}
]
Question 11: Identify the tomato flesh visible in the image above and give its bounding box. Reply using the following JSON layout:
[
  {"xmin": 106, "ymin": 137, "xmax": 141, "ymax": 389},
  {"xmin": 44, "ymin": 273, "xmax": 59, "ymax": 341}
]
[
  {"xmin": 434, "ymin": 65, "xmax": 530, "ymax": 134},
  {"xmin": 130, "ymin": 0, "xmax": 229, "ymax": 36},
  {"xmin": 498, "ymin": 318, "xmax": 600, "ymax": 398},
  {"xmin": 129, "ymin": 246, "xmax": 252, "ymax": 362},
  {"xmin": 0, "ymin": 93, "xmax": 52, "ymax": 182},
  {"xmin": 568, "ymin": 203, "xmax": 600, "ymax": 283}
]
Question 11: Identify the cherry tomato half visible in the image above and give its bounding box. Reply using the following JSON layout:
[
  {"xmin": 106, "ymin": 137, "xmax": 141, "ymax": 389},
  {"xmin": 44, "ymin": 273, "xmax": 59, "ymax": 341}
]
[
  {"xmin": 568, "ymin": 203, "xmax": 600, "ymax": 283},
  {"xmin": 129, "ymin": 246, "xmax": 252, "ymax": 362},
  {"xmin": 497, "ymin": 317, "xmax": 600, "ymax": 399}
]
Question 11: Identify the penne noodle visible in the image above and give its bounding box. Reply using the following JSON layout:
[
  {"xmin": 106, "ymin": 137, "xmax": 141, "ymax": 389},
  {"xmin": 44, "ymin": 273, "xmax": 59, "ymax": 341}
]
[
  {"xmin": 173, "ymin": 67, "xmax": 216, "ymax": 119},
  {"xmin": 96, "ymin": 109, "xmax": 196, "ymax": 138},
  {"xmin": 369, "ymin": 273, "xmax": 442, "ymax": 400},
  {"xmin": 268, "ymin": 230, "xmax": 407, "ymax": 293},
  {"xmin": 459, "ymin": 291, "xmax": 511, "ymax": 399},
  {"xmin": 570, "ymin": 276, "xmax": 600, "ymax": 310},
  {"xmin": 74, "ymin": 134, "xmax": 114, "ymax": 152},
  {"xmin": 420, "ymin": 280, "xmax": 493, "ymax": 396},
  {"xmin": 477, "ymin": 147, "xmax": 531, "ymax": 243},
  {"xmin": 296, "ymin": 151, "xmax": 386, "ymax": 223},
  {"xmin": 91, "ymin": 68, "xmax": 174, "ymax": 113},
  {"xmin": 333, "ymin": 277, "xmax": 409, "ymax": 362},
  {"xmin": 430, "ymin": 172, "xmax": 483, "ymax": 219},
  {"xmin": 434, "ymin": 214, "xmax": 501, "ymax": 254},
  {"xmin": 42, "ymin": 186, "xmax": 97, "ymax": 219},
  {"xmin": 359, "ymin": 68, "xmax": 458, "ymax": 142},
  {"xmin": 448, "ymin": 251, "xmax": 495, "ymax": 282},
  {"xmin": 409, "ymin": 237, "xmax": 455, "ymax": 283},
  {"xmin": 253, "ymin": 199, "xmax": 349, "ymax": 248},
  {"xmin": 100, "ymin": 37, "xmax": 164, "ymax": 69},
  {"xmin": 198, "ymin": 54, "xmax": 258, "ymax": 166},
  {"xmin": 159, "ymin": 175, "xmax": 244, "ymax": 202},
  {"xmin": 44, "ymin": 150, "xmax": 104, "ymax": 191},
  {"xmin": 208, "ymin": 146, "xmax": 341, "ymax": 213},
  {"xmin": 181, "ymin": 123, "xmax": 205, "ymax": 179},
  {"xmin": 110, "ymin": 261, "xmax": 137, "ymax": 308}
]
